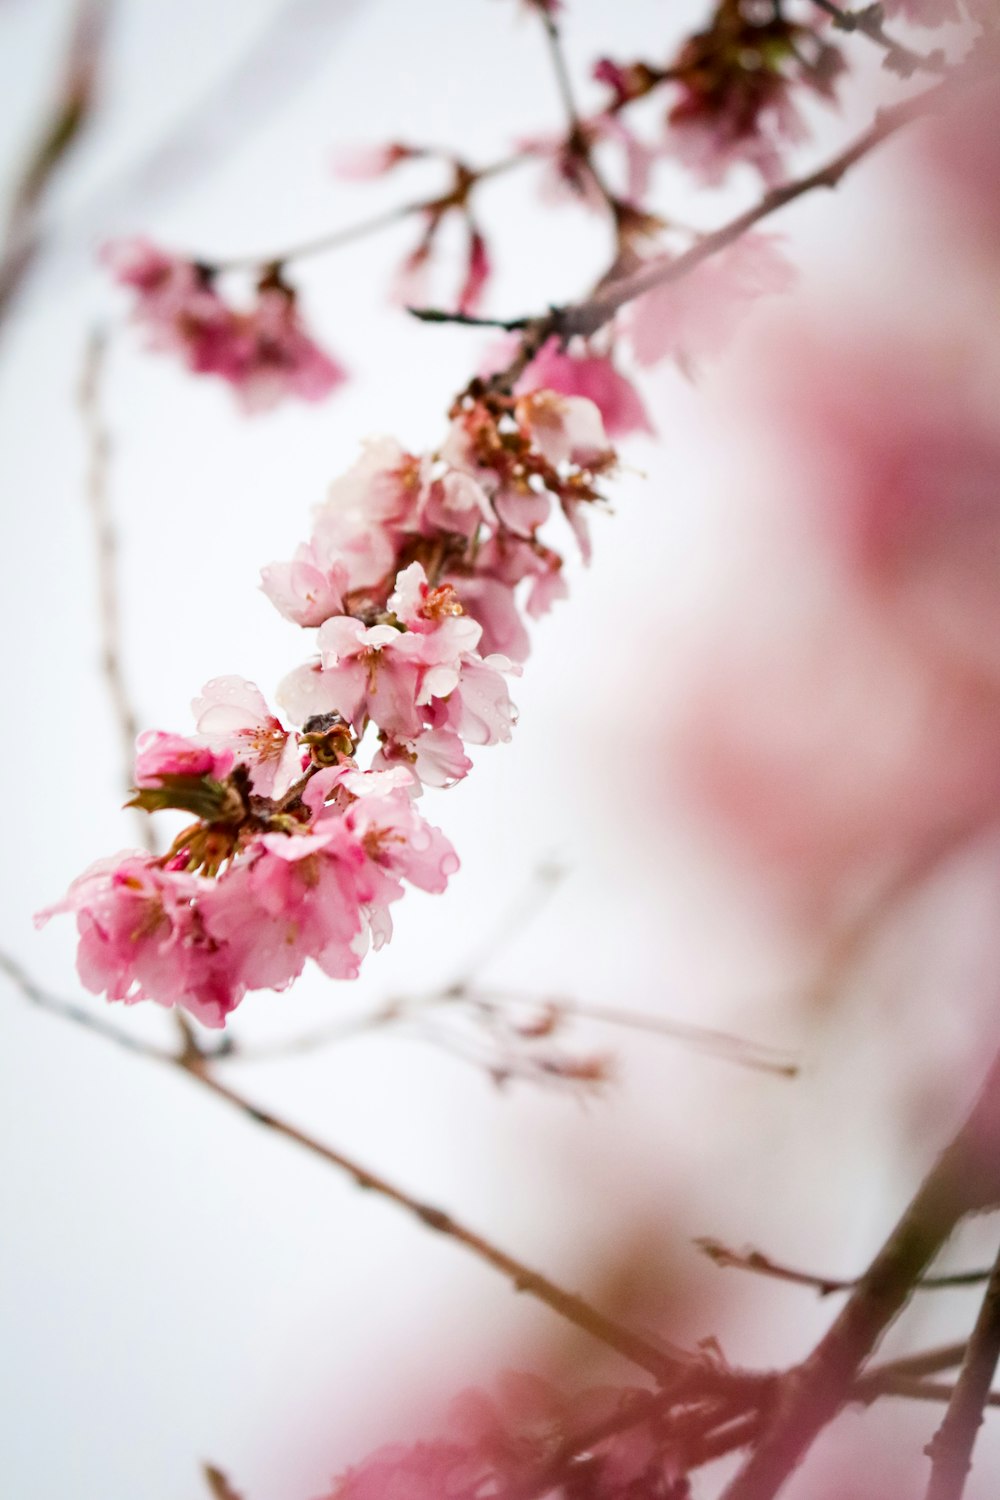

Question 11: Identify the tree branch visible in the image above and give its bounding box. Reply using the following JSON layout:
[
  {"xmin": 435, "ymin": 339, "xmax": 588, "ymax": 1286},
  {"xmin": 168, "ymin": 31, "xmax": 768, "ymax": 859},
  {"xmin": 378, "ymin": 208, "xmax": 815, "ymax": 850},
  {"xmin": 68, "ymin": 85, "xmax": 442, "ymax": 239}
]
[
  {"xmin": 203, "ymin": 153, "xmax": 524, "ymax": 274},
  {"xmin": 0, "ymin": 0, "xmax": 111, "ymax": 328},
  {"xmin": 697, "ymin": 1237, "xmax": 991, "ymax": 1297},
  {"xmin": 0, "ymin": 949, "xmax": 701, "ymax": 1388},
  {"xmin": 720, "ymin": 1043, "xmax": 1000, "ymax": 1500},
  {"xmin": 809, "ymin": 0, "xmax": 948, "ymax": 78},
  {"xmin": 924, "ymin": 1240, "xmax": 1000, "ymax": 1499},
  {"xmin": 419, "ymin": 66, "xmax": 975, "ymax": 390}
]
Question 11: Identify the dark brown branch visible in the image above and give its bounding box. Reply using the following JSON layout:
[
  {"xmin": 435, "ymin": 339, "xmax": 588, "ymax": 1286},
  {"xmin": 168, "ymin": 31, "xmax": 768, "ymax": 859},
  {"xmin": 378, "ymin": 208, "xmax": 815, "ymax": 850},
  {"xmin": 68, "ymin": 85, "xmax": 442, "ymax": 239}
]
[
  {"xmin": 720, "ymin": 1044, "xmax": 1000, "ymax": 1500},
  {"xmin": 697, "ymin": 1237, "xmax": 991, "ymax": 1296},
  {"xmin": 924, "ymin": 1241, "xmax": 1000, "ymax": 1499}
]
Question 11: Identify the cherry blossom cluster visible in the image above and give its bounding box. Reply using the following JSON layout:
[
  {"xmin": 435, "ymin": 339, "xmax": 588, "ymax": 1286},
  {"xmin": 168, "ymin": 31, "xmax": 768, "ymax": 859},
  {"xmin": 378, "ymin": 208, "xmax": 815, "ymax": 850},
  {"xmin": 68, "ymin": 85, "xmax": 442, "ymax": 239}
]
[
  {"xmin": 103, "ymin": 239, "xmax": 346, "ymax": 413},
  {"xmin": 321, "ymin": 1372, "xmax": 681, "ymax": 1500},
  {"xmin": 39, "ymin": 684, "xmax": 458, "ymax": 1028},
  {"xmin": 43, "ymin": 385, "xmax": 617, "ymax": 1027}
]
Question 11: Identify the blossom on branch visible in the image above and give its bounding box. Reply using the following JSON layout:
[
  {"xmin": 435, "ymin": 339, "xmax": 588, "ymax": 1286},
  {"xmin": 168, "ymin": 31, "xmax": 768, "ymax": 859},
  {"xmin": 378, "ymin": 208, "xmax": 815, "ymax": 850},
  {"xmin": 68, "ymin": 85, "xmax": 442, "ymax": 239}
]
[{"xmin": 103, "ymin": 238, "xmax": 346, "ymax": 412}]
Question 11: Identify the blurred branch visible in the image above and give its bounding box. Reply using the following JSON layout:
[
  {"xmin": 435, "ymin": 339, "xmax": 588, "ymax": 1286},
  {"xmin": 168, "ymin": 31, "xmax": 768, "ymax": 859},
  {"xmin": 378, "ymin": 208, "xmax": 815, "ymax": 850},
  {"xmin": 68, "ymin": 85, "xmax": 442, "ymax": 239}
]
[
  {"xmin": 809, "ymin": 0, "xmax": 948, "ymax": 77},
  {"xmin": 78, "ymin": 326, "xmax": 150, "ymax": 847},
  {"xmin": 0, "ymin": 947, "xmax": 701, "ymax": 1387},
  {"xmin": 0, "ymin": 950, "xmax": 170, "ymax": 1061},
  {"xmin": 202, "ymin": 1465, "xmax": 243, "ymax": 1500},
  {"xmin": 925, "ymin": 1240, "xmax": 1000, "ymax": 1499},
  {"xmin": 205, "ymin": 152, "xmax": 525, "ymax": 274},
  {"xmin": 79, "ymin": 330, "xmax": 198, "ymax": 1060},
  {"xmin": 720, "ymin": 1044, "xmax": 1000, "ymax": 1500},
  {"xmin": 537, "ymin": 6, "xmax": 620, "ymax": 222},
  {"xmin": 697, "ymin": 1237, "xmax": 991, "ymax": 1296},
  {"xmin": 416, "ymin": 63, "xmax": 982, "ymax": 394},
  {"xmin": 0, "ymin": 0, "xmax": 111, "ymax": 328}
]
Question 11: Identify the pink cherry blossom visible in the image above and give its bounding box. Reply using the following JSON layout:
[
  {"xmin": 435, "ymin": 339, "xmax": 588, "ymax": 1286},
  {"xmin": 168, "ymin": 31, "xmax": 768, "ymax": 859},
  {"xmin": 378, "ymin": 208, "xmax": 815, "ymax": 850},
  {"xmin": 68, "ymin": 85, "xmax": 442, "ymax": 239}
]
[
  {"xmin": 227, "ymin": 285, "xmax": 347, "ymax": 414},
  {"xmin": 373, "ymin": 727, "xmax": 473, "ymax": 789},
  {"xmin": 624, "ymin": 234, "xmax": 796, "ymax": 371},
  {"xmin": 202, "ymin": 825, "xmax": 368, "ymax": 989},
  {"xmin": 133, "ymin": 730, "xmax": 234, "ymax": 787},
  {"xmin": 260, "ymin": 536, "xmax": 349, "ymax": 628},
  {"xmin": 518, "ymin": 339, "xmax": 653, "ymax": 438},
  {"xmin": 192, "ymin": 676, "xmax": 302, "ymax": 798},
  {"xmin": 37, "ymin": 854, "xmax": 243, "ymax": 1028},
  {"xmin": 429, "ymin": 652, "xmax": 519, "ymax": 747},
  {"xmin": 104, "ymin": 238, "xmax": 346, "ymax": 413}
]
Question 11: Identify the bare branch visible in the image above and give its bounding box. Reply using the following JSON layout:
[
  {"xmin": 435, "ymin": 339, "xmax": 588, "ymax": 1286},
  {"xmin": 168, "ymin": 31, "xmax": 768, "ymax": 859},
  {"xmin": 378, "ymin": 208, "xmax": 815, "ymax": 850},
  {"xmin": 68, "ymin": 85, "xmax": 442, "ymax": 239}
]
[
  {"xmin": 78, "ymin": 328, "xmax": 151, "ymax": 846},
  {"xmin": 0, "ymin": 948, "xmax": 698, "ymax": 1387},
  {"xmin": 697, "ymin": 1237, "xmax": 991, "ymax": 1297},
  {"xmin": 0, "ymin": 0, "xmax": 111, "ymax": 327},
  {"xmin": 720, "ymin": 1044, "xmax": 1000, "ymax": 1500},
  {"xmin": 202, "ymin": 1464, "xmax": 244, "ymax": 1500},
  {"xmin": 204, "ymin": 153, "xmax": 525, "ymax": 274},
  {"xmin": 924, "ymin": 1240, "xmax": 1000, "ymax": 1499}
]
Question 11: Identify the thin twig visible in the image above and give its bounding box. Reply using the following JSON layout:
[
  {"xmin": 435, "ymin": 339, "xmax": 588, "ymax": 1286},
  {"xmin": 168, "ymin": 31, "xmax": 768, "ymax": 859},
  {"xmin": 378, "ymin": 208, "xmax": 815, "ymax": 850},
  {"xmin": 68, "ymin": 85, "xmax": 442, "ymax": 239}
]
[
  {"xmin": 0, "ymin": 0, "xmax": 111, "ymax": 328},
  {"xmin": 924, "ymin": 1240, "xmax": 1000, "ymax": 1499},
  {"xmin": 697, "ymin": 1237, "xmax": 991, "ymax": 1297},
  {"xmin": 0, "ymin": 951, "xmax": 170, "ymax": 1061},
  {"xmin": 0, "ymin": 949, "xmax": 697, "ymax": 1387},
  {"xmin": 78, "ymin": 327, "xmax": 149, "ymax": 844},
  {"xmin": 538, "ymin": 9, "xmax": 620, "ymax": 220},
  {"xmin": 810, "ymin": 0, "xmax": 948, "ymax": 78},
  {"xmin": 464, "ymin": 986, "xmax": 800, "ymax": 1078},
  {"xmin": 204, "ymin": 153, "xmax": 525, "ymax": 274},
  {"xmin": 426, "ymin": 66, "xmax": 975, "ymax": 387},
  {"xmin": 78, "ymin": 331, "xmax": 199, "ymax": 1060},
  {"xmin": 720, "ymin": 1043, "xmax": 1000, "ymax": 1500}
]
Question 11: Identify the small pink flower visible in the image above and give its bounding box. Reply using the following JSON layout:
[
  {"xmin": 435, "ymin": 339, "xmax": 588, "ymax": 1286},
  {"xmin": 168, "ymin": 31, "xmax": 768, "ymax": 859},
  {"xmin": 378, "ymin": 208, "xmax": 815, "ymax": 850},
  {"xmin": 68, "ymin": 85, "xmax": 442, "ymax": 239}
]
[
  {"xmin": 624, "ymin": 234, "xmax": 796, "ymax": 371},
  {"xmin": 517, "ymin": 339, "xmax": 654, "ymax": 438},
  {"xmin": 103, "ymin": 238, "xmax": 346, "ymax": 413},
  {"xmin": 37, "ymin": 854, "xmax": 243, "ymax": 1028},
  {"xmin": 430, "ymin": 652, "xmax": 519, "ymax": 747},
  {"xmin": 192, "ymin": 676, "xmax": 301, "ymax": 798},
  {"xmin": 228, "ymin": 286, "xmax": 347, "ymax": 414},
  {"xmin": 203, "ymin": 825, "xmax": 368, "ymax": 988},
  {"xmin": 260, "ymin": 535, "xmax": 348, "ymax": 628},
  {"xmin": 515, "ymin": 390, "xmax": 612, "ymax": 469},
  {"xmin": 374, "ymin": 727, "xmax": 473, "ymax": 789},
  {"xmin": 133, "ymin": 730, "xmax": 233, "ymax": 787}
]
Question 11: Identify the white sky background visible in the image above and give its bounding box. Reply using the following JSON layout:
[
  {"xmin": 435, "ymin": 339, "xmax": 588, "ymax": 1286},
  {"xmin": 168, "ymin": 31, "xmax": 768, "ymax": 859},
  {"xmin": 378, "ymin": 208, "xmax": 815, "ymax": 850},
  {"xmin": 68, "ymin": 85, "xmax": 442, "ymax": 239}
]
[{"xmin": 3, "ymin": 2, "xmax": 1000, "ymax": 1497}]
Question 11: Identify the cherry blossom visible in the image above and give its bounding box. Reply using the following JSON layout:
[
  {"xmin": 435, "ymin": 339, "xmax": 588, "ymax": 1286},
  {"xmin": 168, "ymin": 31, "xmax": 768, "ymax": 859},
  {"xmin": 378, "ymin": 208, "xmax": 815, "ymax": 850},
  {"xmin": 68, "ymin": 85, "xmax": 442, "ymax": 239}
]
[
  {"xmin": 36, "ymin": 855, "xmax": 244, "ymax": 1029},
  {"xmin": 514, "ymin": 337, "xmax": 654, "ymax": 438},
  {"xmin": 133, "ymin": 730, "xmax": 234, "ymax": 787},
  {"xmin": 103, "ymin": 238, "xmax": 346, "ymax": 413},
  {"xmin": 624, "ymin": 234, "xmax": 796, "ymax": 372},
  {"xmin": 192, "ymin": 677, "xmax": 302, "ymax": 799}
]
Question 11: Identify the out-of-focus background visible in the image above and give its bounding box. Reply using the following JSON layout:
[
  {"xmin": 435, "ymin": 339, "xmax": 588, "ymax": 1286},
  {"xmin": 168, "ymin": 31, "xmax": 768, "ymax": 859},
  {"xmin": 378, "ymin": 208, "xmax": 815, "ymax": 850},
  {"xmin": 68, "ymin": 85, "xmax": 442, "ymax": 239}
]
[{"xmin": 4, "ymin": 1, "xmax": 1000, "ymax": 1496}]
